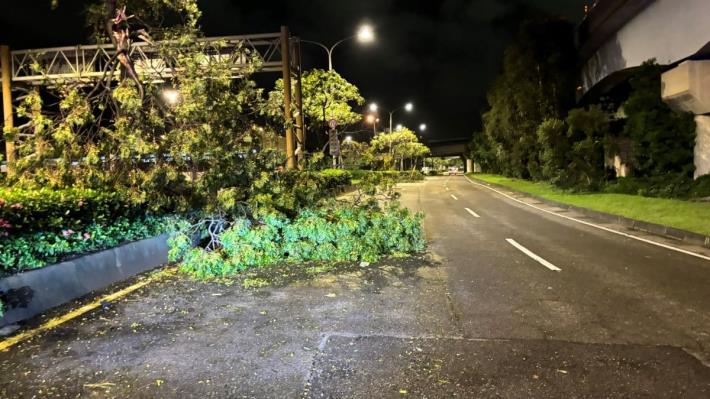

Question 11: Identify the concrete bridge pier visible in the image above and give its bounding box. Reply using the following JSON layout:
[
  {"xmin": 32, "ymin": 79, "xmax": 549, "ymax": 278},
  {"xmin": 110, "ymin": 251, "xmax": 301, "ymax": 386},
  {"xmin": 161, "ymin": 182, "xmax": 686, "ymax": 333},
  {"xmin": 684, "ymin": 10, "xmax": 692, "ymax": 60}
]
[{"xmin": 662, "ymin": 60, "xmax": 710, "ymax": 179}]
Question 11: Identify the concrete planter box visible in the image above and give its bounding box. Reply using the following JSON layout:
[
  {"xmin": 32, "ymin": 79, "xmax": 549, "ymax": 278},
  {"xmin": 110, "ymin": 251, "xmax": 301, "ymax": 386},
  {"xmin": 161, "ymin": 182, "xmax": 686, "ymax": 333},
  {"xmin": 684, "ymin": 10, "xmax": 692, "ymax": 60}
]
[{"xmin": 0, "ymin": 234, "xmax": 170, "ymax": 327}]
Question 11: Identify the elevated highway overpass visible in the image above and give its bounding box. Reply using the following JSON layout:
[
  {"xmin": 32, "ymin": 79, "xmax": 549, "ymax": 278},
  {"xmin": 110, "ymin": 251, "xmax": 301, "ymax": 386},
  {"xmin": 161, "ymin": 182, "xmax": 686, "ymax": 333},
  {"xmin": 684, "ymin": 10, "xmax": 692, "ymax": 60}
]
[{"xmin": 578, "ymin": 0, "xmax": 710, "ymax": 178}]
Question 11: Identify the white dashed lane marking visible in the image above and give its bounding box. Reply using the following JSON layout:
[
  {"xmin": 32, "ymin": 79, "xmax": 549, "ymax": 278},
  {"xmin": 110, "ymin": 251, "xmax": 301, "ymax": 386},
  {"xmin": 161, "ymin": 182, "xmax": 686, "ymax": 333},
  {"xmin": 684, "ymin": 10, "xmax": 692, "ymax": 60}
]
[
  {"xmin": 506, "ymin": 238, "xmax": 561, "ymax": 272},
  {"xmin": 465, "ymin": 208, "xmax": 480, "ymax": 218}
]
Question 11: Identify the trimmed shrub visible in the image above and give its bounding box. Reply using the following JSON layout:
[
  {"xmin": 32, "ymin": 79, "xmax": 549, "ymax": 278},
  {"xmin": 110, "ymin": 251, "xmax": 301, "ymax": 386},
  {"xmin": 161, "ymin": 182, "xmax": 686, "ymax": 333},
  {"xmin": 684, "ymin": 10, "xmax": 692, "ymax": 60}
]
[
  {"xmin": 350, "ymin": 170, "xmax": 424, "ymax": 183},
  {"xmin": 0, "ymin": 215, "xmax": 186, "ymax": 274},
  {"xmin": 318, "ymin": 169, "xmax": 352, "ymax": 190},
  {"xmin": 604, "ymin": 174, "xmax": 710, "ymax": 199},
  {"xmin": 0, "ymin": 188, "xmax": 142, "ymax": 237}
]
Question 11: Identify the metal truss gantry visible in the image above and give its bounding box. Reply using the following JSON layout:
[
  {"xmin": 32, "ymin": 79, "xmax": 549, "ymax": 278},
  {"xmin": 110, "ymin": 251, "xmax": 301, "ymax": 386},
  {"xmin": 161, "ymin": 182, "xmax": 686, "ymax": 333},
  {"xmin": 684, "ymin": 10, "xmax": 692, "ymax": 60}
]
[{"xmin": 2, "ymin": 33, "xmax": 286, "ymax": 84}]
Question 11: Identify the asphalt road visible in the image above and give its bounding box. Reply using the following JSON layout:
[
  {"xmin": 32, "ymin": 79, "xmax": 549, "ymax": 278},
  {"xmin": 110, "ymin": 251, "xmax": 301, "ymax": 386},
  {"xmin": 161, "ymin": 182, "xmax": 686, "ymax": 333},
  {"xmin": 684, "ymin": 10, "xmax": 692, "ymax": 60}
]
[
  {"xmin": 1, "ymin": 176, "xmax": 709, "ymax": 398},
  {"xmin": 399, "ymin": 177, "xmax": 710, "ymax": 360}
]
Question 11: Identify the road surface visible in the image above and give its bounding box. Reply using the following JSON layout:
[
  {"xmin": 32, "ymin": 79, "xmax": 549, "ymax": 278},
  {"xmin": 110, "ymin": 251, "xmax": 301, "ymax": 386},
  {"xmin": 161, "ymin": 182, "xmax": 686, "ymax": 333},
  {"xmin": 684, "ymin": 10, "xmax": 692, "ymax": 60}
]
[
  {"xmin": 0, "ymin": 176, "xmax": 709, "ymax": 398},
  {"xmin": 400, "ymin": 176, "xmax": 710, "ymax": 358}
]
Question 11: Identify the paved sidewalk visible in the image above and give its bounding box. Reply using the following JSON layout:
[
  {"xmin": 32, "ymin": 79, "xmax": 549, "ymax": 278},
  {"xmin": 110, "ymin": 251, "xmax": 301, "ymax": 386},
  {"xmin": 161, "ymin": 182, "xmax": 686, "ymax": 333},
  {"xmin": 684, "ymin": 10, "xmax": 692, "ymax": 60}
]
[{"xmin": 0, "ymin": 257, "xmax": 454, "ymax": 398}]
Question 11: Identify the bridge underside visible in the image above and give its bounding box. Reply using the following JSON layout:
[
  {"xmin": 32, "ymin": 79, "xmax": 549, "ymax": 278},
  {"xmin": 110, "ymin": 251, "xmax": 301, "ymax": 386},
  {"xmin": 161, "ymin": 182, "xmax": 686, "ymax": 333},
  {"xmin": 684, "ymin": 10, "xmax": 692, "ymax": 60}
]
[{"xmin": 426, "ymin": 141, "xmax": 474, "ymax": 173}]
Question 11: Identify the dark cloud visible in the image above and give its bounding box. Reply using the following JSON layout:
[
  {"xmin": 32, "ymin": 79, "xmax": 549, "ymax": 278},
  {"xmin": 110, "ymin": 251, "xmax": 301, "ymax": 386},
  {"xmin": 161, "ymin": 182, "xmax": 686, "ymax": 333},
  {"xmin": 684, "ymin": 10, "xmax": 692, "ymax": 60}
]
[{"xmin": 0, "ymin": 0, "xmax": 587, "ymax": 140}]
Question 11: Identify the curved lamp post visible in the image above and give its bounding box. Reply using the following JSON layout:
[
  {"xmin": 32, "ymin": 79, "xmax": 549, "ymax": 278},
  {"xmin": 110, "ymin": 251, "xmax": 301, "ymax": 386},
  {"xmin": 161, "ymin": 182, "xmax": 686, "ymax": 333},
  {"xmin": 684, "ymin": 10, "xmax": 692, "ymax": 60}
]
[
  {"xmin": 301, "ymin": 24, "xmax": 375, "ymax": 71},
  {"xmin": 369, "ymin": 102, "xmax": 413, "ymax": 133}
]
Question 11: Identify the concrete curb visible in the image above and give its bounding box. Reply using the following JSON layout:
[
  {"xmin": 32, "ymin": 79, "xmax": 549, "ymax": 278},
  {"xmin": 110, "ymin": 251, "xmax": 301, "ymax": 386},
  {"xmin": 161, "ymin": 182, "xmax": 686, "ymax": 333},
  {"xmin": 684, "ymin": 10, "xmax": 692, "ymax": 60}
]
[
  {"xmin": 468, "ymin": 176, "xmax": 710, "ymax": 249},
  {"xmin": 0, "ymin": 234, "xmax": 170, "ymax": 327}
]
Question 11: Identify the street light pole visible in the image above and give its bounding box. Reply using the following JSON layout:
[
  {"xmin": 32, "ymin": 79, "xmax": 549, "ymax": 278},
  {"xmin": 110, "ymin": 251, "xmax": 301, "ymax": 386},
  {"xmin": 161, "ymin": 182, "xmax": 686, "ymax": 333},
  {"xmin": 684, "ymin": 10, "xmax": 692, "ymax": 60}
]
[
  {"xmin": 300, "ymin": 39, "xmax": 350, "ymax": 71},
  {"xmin": 301, "ymin": 24, "xmax": 374, "ymax": 71},
  {"xmin": 386, "ymin": 102, "xmax": 413, "ymax": 133}
]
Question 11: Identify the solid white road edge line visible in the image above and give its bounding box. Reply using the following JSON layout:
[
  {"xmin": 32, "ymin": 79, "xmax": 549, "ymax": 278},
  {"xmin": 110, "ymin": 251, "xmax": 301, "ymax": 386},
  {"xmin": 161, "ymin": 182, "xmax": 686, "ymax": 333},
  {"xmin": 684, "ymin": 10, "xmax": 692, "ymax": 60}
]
[
  {"xmin": 464, "ymin": 175, "xmax": 710, "ymax": 263},
  {"xmin": 451, "ymin": 194, "xmax": 458, "ymax": 200},
  {"xmin": 506, "ymin": 238, "xmax": 562, "ymax": 272},
  {"xmin": 465, "ymin": 207, "xmax": 480, "ymax": 218}
]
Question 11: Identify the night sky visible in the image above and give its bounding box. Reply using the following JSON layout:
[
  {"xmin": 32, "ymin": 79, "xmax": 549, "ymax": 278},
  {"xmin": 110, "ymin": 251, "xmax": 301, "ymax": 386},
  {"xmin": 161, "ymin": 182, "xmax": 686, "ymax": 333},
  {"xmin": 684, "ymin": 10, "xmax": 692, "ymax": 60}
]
[{"xmin": 0, "ymin": 0, "xmax": 588, "ymax": 141}]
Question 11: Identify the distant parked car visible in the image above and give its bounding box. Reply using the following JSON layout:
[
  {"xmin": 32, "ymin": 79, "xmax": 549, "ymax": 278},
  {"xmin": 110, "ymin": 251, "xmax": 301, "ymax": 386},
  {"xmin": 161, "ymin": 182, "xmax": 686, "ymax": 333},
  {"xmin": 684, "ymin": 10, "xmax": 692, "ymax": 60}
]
[{"xmin": 448, "ymin": 167, "xmax": 461, "ymax": 175}]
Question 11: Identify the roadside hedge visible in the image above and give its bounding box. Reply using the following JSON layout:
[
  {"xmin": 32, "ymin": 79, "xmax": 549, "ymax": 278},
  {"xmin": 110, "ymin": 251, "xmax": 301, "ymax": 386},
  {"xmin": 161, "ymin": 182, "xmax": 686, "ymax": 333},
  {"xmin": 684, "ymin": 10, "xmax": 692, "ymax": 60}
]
[
  {"xmin": 0, "ymin": 188, "xmax": 142, "ymax": 237},
  {"xmin": 604, "ymin": 174, "xmax": 710, "ymax": 199},
  {"xmin": 350, "ymin": 170, "xmax": 425, "ymax": 183},
  {"xmin": 318, "ymin": 169, "xmax": 352, "ymax": 190},
  {"xmin": 0, "ymin": 215, "xmax": 186, "ymax": 274}
]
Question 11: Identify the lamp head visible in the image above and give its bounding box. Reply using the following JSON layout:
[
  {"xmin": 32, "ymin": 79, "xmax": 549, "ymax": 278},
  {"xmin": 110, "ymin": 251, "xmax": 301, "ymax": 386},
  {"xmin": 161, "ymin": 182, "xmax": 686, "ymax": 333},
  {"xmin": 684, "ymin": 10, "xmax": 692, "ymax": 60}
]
[{"xmin": 357, "ymin": 24, "xmax": 375, "ymax": 43}]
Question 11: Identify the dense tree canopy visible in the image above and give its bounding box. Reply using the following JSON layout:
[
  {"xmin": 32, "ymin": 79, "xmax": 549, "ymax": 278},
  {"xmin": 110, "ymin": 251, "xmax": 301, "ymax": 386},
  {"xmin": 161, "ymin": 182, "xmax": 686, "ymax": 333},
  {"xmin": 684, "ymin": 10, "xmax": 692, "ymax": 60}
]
[
  {"xmin": 368, "ymin": 128, "xmax": 429, "ymax": 170},
  {"xmin": 266, "ymin": 69, "xmax": 364, "ymax": 128},
  {"xmin": 480, "ymin": 17, "xmax": 576, "ymax": 179}
]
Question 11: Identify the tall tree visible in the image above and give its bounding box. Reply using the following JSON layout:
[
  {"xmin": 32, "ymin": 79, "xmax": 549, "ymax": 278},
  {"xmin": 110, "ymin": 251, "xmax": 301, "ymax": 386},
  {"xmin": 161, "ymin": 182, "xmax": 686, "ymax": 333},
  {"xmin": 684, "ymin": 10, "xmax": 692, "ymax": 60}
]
[
  {"xmin": 368, "ymin": 128, "xmax": 429, "ymax": 170},
  {"xmin": 480, "ymin": 17, "xmax": 577, "ymax": 179},
  {"xmin": 266, "ymin": 69, "xmax": 364, "ymax": 153}
]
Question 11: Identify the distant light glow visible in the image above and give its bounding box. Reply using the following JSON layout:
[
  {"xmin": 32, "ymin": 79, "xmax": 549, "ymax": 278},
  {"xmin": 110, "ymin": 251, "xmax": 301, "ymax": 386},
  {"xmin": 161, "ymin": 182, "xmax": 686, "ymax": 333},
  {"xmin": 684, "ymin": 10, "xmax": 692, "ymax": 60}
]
[
  {"xmin": 366, "ymin": 114, "xmax": 376, "ymax": 124},
  {"xmin": 345, "ymin": 135, "xmax": 353, "ymax": 141},
  {"xmin": 369, "ymin": 103, "xmax": 378, "ymax": 112},
  {"xmin": 396, "ymin": 124, "xmax": 403, "ymax": 131},
  {"xmin": 419, "ymin": 123, "xmax": 427, "ymax": 131},
  {"xmin": 357, "ymin": 24, "xmax": 375, "ymax": 43},
  {"xmin": 404, "ymin": 102, "xmax": 413, "ymax": 112},
  {"xmin": 162, "ymin": 88, "xmax": 180, "ymax": 105}
]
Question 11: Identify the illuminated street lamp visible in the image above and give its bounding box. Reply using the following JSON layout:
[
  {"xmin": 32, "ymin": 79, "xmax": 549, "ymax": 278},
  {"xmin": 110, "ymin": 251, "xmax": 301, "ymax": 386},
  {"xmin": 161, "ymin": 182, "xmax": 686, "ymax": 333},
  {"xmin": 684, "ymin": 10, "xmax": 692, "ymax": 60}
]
[
  {"xmin": 419, "ymin": 123, "xmax": 427, "ymax": 131},
  {"xmin": 345, "ymin": 135, "xmax": 353, "ymax": 142},
  {"xmin": 396, "ymin": 124, "xmax": 403, "ymax": 131},
  {"xmin": 356, "ymin": 24, "xmax": 375, "ymax": 43},
  {"xmin": 162, "ymin": 88, "xmax": 180, "ymax": 105},
  {"xmin": 367, "ymin": 101, "xmax": 413, "ymax": 133},
  {"xmin": 365, "ymin": 113, "xmax": 379, "ymax": 135},
  {"xmin": 302, "ymin": 24, "xmax": 376, "ymax": 71},
  {"xmin": 390, "ymin": 102, "xmax": 413, "ymax": 133}
]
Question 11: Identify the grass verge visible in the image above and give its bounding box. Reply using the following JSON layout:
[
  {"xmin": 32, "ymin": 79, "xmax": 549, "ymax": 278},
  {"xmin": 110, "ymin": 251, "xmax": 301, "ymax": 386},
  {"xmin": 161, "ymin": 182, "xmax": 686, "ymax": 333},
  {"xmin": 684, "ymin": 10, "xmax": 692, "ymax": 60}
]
[{"xmin": 468, "ymin": 173, "xmax": 710, "ymax": 237}]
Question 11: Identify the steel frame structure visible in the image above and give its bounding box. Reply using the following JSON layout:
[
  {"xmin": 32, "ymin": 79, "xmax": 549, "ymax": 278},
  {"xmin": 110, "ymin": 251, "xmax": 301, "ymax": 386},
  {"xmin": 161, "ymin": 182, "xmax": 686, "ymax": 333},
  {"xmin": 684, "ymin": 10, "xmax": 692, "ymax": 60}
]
[
  {"xmin": 1, "ymin": 33, "xmax": 288, "ymax": 84},
  {"xmin": 0, "ymin": 27, "xmax": 305, "ymax": 171}
]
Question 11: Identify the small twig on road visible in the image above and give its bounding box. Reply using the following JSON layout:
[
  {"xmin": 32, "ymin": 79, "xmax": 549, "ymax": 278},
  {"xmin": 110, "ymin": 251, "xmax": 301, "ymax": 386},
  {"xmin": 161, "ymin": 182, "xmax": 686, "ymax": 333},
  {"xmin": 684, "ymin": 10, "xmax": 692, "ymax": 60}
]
[{"xmin": 84, "ymin": 382, "xmax": 116, "ymax": 389}]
